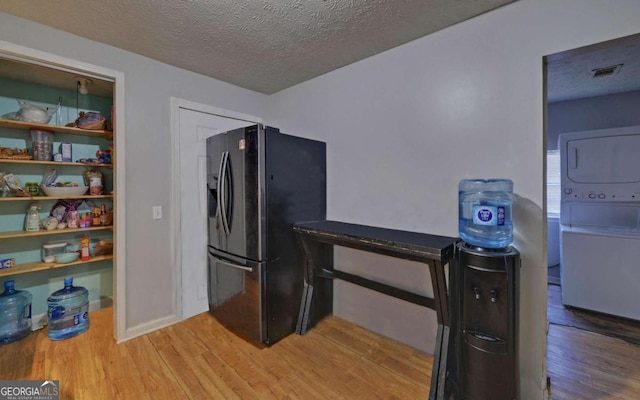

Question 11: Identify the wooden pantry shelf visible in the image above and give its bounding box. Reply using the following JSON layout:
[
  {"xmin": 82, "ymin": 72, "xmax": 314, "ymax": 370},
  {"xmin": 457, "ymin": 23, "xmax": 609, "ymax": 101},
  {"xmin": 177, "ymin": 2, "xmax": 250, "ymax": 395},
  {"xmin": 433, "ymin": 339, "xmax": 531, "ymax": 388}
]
[
  {"xmin": 0, "ymin": 225, "xmax": 113, "ymax": 240},
  {"xmin": 0, "ymin": 255, "xmax": 114, "ymax": 278},
  {"xmin": 0, "ymin": 194, "xmax": 113, "ymax": 201},
  {"xmin": 0, "ymin": 158, "xmax": 112, "ymax": 168},
  {"xmin": 0, "ymin": 118, "xmax": 113, "ymax": 139}
]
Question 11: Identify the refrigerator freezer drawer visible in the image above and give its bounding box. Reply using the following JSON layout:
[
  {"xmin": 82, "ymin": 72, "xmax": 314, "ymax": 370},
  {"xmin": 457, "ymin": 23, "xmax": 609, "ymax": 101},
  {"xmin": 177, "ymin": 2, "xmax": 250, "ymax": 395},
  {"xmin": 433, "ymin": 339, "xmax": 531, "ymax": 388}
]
[{"xmin": 208, "ymin": 249, "xmax": 267, "ymax": 344}]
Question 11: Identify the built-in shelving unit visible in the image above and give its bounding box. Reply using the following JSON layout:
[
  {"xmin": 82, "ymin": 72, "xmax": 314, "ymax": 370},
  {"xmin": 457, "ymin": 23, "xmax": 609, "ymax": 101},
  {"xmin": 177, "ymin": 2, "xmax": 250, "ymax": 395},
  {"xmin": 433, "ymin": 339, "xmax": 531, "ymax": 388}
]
[
  {"xmin": 0, "ymin": 118, "xmax": 113, "ymax": 139},
  {"xmin": 0, "ymin": 225, "xmax": 112, "ymax": 240},
  {"xmin": 0, "ymin": 255, "xmax": 114, "ymax": 278},
  {"xmin": 0, "ymin": 159, "xmax": 112, "ymax": 168},
  {"xmin": 0, "ymin": 49, "xmax": 118, "ymax": 338},
  {"xmin": 0, "ymin": 116, "xmax": 114, "ymax": 280},
  {"xmin": 0, "ymin": 194, "xmax": 113, "ymax": 202}
]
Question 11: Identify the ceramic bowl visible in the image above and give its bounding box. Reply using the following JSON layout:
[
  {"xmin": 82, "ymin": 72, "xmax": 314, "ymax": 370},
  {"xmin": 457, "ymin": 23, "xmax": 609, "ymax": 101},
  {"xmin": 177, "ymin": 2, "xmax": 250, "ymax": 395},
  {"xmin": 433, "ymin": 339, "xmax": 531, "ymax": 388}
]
[
  {"xmin": 54, "ymin": 252, "xmax": 80, "ymax": 264},
  {"xmin": 40, "ymin": 186, "xmax": 88, "ymax": 197}
]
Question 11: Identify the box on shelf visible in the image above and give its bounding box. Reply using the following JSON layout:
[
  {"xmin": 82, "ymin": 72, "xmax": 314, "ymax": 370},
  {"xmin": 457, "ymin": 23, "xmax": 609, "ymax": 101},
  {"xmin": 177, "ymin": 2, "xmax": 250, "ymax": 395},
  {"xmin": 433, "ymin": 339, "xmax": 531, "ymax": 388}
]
[
  {"xmin": 91, "ymin": 240, "xmax": 113, "ymax": 257},
  {"xmin": 0, "ymin": 258, "xmax": 15, "ymax": 270},
  {"xmin": 59, "ymin": 143, "xmax": 72, "ymax": 162}
]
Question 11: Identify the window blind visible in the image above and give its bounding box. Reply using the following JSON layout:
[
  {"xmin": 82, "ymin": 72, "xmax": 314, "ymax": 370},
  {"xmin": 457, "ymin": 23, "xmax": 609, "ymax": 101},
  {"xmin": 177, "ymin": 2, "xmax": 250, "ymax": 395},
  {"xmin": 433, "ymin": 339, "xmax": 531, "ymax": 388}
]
[{"xmin": 547, "ymin": 150, "xmax": 561, "ymax": 215}]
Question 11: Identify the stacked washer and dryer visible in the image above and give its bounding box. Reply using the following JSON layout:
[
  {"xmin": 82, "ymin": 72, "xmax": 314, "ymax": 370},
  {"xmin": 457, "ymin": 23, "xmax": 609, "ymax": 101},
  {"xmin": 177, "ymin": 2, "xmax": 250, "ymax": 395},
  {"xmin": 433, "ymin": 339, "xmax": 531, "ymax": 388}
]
[{"xmin": 559, "ymin": 125, "xmax": 640, "ymax": 321}]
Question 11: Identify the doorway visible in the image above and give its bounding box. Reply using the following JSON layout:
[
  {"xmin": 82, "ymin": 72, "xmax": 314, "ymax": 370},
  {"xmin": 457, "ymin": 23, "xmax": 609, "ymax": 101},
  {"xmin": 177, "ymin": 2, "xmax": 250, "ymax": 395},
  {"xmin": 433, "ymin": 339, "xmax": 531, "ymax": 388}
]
[
  {"xmin": 546, "ymin": 33, "xmax": 640, "ymax": 289},
  {"xmin": 0, "ymin": 40, "xmax": 126, "ymax": 340},
  {"xmin": 171, "ymin": 99, "xmax": 261, "ymax": 319},
  {"xmin": 544, "ymin": 32, "xmax": 640, "ymax": 398}
]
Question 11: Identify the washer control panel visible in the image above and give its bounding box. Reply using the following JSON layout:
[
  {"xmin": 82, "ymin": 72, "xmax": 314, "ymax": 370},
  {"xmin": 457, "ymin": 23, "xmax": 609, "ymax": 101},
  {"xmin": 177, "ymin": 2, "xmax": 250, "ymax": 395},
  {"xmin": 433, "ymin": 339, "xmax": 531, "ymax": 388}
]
[{"xmin": 562, "ymin": 186, "xmax": 640, "ymax": 202}]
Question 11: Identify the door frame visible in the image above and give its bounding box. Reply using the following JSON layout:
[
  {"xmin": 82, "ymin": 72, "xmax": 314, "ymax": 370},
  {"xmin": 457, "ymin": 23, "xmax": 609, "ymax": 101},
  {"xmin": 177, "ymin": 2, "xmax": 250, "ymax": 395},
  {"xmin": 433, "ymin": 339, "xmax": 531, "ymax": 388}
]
[
  {"xmin": 169, "ymin": 98, "xmax": 262, "ymax": 319},
  {"xmin": 0, "ymin": 40, "xmax": 127, "ymax": 342}
]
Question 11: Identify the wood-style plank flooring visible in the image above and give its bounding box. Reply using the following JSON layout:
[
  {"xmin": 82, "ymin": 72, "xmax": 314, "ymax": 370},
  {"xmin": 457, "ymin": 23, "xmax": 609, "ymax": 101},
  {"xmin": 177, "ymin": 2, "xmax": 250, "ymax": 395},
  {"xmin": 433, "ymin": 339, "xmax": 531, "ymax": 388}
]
[
  {"xmin": 0, "ymin": 308, "xmax": 431, "ymax": 399},
  {"xmin": 547, "ymin": 284, "xmax": 640, "ymax": 400},
  {"xmin": 2, "ymin": 289, "xmax": 640, "ymax": 399},
  {"xmin": 547, "ymin": 324, "xmax": 640, "ymax": 399},
  {"xmin": 547, "ymin": 284, "xmax": 640, "ymax": 345}
]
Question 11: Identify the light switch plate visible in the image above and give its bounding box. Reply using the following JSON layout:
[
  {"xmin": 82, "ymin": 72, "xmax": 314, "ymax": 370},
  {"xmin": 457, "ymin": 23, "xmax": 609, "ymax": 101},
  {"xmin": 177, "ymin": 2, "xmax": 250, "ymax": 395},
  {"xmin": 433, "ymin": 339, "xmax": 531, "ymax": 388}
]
[{"xmin": 152, "ymin": 206, "xmax": 162, "ymax": 220}]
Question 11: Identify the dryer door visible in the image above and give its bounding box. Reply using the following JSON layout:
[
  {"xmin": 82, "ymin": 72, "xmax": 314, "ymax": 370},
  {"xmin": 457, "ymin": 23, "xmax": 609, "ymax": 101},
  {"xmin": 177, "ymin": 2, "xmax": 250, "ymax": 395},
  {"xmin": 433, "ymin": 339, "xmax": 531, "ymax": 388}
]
[{"xmin": 565, "ymin": 134, "xmax": 640, "ymax": 184}]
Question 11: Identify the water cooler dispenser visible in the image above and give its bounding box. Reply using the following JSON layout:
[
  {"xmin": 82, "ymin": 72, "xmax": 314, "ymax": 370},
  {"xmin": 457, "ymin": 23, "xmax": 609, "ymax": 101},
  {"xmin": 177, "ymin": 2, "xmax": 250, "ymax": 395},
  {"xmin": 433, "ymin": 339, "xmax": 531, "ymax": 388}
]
[{"xmin": 448, "ymin": 243, "xmax": 520, "ymax": 400}]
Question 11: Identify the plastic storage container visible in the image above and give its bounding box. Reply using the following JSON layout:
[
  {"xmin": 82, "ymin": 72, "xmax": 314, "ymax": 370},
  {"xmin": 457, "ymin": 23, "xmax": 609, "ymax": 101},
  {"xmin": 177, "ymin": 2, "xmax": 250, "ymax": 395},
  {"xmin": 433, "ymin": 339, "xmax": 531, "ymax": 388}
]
[
  {"xmin": 459, "ymin": 179, "xmax": 513, "ymax": 249},
  {"xmin": 47, "ymin": 277, "xmax": 90, "ymax": 340},
  {"xmin": 0, "ymin": 280, "xmax": 32, "ymax": 345},
  {"xmin": 31, "ymin": 129, "xmax": 54, "ymax": 161},
  {"xmin": 42, "ymin": 241, "xmax": 68, "ymax": 263}
]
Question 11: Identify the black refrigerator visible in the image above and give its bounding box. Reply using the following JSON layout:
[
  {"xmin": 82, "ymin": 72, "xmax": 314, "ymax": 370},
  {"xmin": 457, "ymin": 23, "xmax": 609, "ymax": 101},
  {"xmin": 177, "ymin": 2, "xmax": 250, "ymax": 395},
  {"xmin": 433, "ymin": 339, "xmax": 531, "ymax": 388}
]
[{"xmin": 206, "ymin": 124, "xmax": 326, "ymax": 346}]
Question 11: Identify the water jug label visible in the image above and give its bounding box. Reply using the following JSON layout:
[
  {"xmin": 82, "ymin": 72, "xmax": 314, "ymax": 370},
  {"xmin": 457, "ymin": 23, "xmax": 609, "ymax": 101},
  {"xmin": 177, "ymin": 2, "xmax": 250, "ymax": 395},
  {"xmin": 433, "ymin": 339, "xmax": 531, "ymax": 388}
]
[
  {"xmin": 472, "ymin": 205, "xmax": 505, "ymax": 226},
  {"xmin": 73, "ymin": 311, "xmax": 89, "ymax": 326},
  {"xmin": 47, "ymin": 304, "xmax": 89, "ymax": 329}
]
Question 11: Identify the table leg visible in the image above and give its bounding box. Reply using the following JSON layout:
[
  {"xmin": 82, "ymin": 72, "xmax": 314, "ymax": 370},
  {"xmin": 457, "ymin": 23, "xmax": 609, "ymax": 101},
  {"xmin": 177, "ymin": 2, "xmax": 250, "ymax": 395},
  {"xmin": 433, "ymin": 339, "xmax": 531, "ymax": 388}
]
[
  {"xmin": 430, "ymin": 260, "xmax": 450, "ymax": 326},
  {"xmin": 296, "ymin": 282, "xmax": 313, "ymax": 335},
  {"xmin": 428, "ymin": 259, "xmax": 452, "ymax": 399},
  {"xmin": 437, "ymin": 326, "xmax": 450, "ymax": 399},
  {"xmin": 296, "ymin": 235, "xmax": 313, "ymax": 335},
  {"xmin": 295, "ymin": 235, "xmax": 334, "ymax": 335},
  {"xmin": 429, "ymin": 324, "xmax": 443, "ymax": 400}
]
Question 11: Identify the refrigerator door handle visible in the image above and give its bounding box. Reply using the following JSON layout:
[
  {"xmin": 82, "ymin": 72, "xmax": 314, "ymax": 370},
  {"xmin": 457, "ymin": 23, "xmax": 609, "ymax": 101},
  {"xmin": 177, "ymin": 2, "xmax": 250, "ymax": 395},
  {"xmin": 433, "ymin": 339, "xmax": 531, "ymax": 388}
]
[
  {"xmin": 219, "ymin": 151, "xmax": 231, "ymax": 235},
  {"xmin": 224, "ymin": 150, "xmax": 233, "ymax": 231},
  {"xmin": 216, "ymin": 152, "xmax": 225, "ymax": 220},
  {"xmin": 208, "ymin": 252, "xmax": 254, "ymax": 272}
]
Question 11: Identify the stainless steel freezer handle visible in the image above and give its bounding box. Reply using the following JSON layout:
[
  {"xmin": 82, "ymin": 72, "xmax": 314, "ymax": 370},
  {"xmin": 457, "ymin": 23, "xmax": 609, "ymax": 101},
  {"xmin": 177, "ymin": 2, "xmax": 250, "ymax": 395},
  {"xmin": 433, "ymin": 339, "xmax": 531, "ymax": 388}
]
[
  {"xmin": 208, "ymin": 252, "xmax": 254, "ymax": 272},
  {"xmin": 219, "ymin": 151, "xmax": 231, "ymax": 235},
  {"xmin": 216, "ymin": 152, "xmax": 225, "ymax": 222}
]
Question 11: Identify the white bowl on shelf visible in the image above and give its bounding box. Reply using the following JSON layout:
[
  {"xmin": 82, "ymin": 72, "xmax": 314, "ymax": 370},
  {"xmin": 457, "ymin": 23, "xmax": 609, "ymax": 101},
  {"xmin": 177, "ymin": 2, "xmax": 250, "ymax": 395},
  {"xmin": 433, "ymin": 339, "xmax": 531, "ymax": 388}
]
[
  {"xmin": 54, "ymin": 252, "xmax": 80, "ymax": 264},
  {"xmin": 40, "ymin": 185, "xmax": 88, "ymax": 197}
]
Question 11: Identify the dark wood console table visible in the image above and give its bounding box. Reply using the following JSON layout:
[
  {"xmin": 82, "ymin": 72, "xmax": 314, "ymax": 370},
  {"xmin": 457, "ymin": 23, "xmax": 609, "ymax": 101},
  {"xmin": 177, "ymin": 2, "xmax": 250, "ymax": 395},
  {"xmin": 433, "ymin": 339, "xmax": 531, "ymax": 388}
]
[{"xmin": 293, "ymin": 220, "xmax": 457, "ymax": 400}]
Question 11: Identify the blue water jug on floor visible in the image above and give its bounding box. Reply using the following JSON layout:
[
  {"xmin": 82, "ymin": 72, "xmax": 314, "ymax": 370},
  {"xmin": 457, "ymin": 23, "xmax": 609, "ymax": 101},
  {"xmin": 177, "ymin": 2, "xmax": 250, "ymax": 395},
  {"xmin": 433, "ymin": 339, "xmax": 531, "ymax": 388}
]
[
  {"xmin": 0, "ymin": 280, "xmax": 32, "ymax": 345},
  {"xmin": 47, "ymin": 277, "xmax": 90, "ymax": 340},
  {"xmin": 459, "ymin": 179, "xmax": 513, "ymax": 249}
]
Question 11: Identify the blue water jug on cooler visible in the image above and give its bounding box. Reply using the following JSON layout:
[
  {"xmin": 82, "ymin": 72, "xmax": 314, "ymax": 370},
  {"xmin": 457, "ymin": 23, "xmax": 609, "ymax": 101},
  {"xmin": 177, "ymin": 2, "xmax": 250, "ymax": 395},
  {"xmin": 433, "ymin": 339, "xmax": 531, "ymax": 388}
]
[
  {"xmin": 0, "ymin": 280, "xmax": 32, "ymax": 345},
  {"xmin": 47, "ymin": 277, "xmax": 90, "ymax": 340},
  {"xmin": 459, "ymin": 179, "xmax": 513, "ymax": 249}
]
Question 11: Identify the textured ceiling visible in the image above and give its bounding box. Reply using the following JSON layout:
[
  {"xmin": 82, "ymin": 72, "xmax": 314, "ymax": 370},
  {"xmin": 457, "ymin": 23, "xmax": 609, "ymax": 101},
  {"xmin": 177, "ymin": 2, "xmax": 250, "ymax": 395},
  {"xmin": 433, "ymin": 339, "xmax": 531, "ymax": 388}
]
[
  {"xmin": 0, "ymin": 0, "xmax": 516, "ymax": 94},
  {"xmin": 547, "ymin": 34, "xmax": 640, "ymax": 103}
]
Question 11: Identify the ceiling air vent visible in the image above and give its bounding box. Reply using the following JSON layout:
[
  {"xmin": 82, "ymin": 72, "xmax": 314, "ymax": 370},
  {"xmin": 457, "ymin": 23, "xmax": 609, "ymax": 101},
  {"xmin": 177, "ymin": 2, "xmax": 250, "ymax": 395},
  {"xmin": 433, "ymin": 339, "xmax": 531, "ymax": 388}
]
[{"xmin": 591, "ymin": 64, "xmax": 623, "ymax": 78}]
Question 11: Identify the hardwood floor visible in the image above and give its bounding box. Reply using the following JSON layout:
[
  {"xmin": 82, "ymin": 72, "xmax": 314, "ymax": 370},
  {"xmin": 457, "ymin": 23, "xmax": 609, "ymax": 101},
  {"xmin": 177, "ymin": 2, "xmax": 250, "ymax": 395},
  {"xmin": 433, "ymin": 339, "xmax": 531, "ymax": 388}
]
[
  {"xmin": 3, "ymin": 291, "xmax": 640, "ymax": 399},
  {"xmin": 547, "ymin": 284, "xmax": 640, "ymax": 345},
  {"xmin": 547, "ymin": 284, "xmax": 640, "ymax": 400},
  {"xmin": 0, "ymin": 308, "xmax": 431, "ymax": 399},
  {"xmin": 547, "ymin": 324, "xmax": 640, "ymax": 400}
]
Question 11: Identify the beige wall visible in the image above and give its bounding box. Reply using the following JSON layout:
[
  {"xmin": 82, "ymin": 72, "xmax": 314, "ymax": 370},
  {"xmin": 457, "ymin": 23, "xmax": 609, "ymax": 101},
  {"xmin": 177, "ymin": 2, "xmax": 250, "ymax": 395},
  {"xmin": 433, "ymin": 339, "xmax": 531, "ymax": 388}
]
[
  {"xmin": 265, "ymin": 1, "xmax": 640, "ymax": 398},
  {"xmin": 2, "ymin": 1, "xmax": 640, "ymax": 398}
]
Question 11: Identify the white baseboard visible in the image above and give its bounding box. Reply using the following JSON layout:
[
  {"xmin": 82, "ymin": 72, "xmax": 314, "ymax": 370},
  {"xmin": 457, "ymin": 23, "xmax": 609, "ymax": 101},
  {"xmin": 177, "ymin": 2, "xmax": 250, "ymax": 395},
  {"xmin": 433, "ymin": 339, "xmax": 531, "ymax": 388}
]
[
  {"xmin": 30, "ymin": 297, "xmax": 181, "ymax": 343},
  {"xmin": 31, "ymin": 297, "xmax": 113, "ymax": 331},
  {"xmin": 122, "ymin": 314, "xmax": 182, "ymax": 342}
]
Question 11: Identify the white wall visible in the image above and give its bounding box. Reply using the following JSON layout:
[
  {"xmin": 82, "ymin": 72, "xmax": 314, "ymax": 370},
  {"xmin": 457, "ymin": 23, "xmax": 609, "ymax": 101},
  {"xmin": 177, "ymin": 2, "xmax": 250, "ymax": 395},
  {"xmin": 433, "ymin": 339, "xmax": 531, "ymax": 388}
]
[
  {"xmin": 3, "ymin": 1, "xmax": 640, "ymax": 398},
  {"xmin": 0, "ymin": 11, "xmax": 268, "ymax": 332},
  {"xmin": 266, "ymin": 0, "xmax": 640, "ymax": 398}
]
